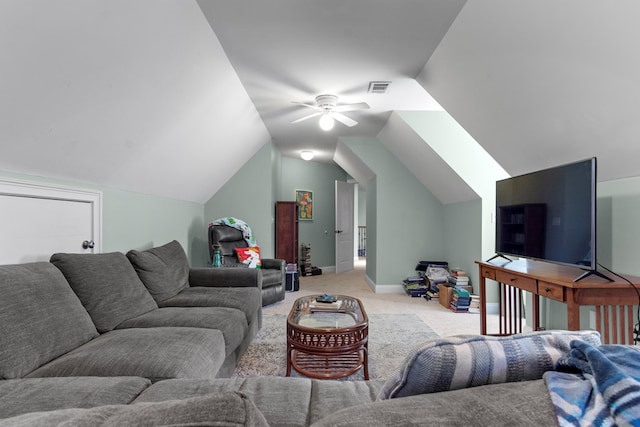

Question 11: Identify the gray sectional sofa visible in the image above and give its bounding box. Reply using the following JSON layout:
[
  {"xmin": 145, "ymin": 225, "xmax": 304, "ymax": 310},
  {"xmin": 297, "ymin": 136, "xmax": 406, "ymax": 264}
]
[
  {"xmin": 1, "ymin": 325, "xmax": 603, "ymax": 426},
  {"xmin": 1, "ymin": 240, "xmax": 261, "ymax": 382},
  {"xmin": 0, "ymin": 242, "xmax": 611, "ymax": 425}
]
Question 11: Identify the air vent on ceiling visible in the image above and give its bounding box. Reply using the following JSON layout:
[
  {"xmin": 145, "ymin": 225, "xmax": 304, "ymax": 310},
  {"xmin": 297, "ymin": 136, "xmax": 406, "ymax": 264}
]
[{"xmin": 368, "ymin": 81, "xmax": 391, "ymax": 94}]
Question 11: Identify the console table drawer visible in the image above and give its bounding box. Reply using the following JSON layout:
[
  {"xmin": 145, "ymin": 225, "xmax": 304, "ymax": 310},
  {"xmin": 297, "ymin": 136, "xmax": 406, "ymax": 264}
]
[
  {"xmin": 480, "ymin": 266, "xmax": 496, "ymax": 280},
  {"xmin": 539, "ymin": 281, "xmax": 564, "ymax": 302},
  {"xmin": 495, "ymin": 271, "xmax": 536, "ymax": 293}
]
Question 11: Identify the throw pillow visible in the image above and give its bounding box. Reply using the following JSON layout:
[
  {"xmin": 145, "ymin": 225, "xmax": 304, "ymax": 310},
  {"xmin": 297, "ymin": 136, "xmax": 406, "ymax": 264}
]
[
  {"xmin": 235, "ymin": 246, "xmax": 262, "ymax": 268},
  {"xmin": 378, "ymin": 329, "xmax": 602, "ymax": 400},
  {"xmin": 126, "ymin": 240, "xmax": 190, "ymax": 303}
]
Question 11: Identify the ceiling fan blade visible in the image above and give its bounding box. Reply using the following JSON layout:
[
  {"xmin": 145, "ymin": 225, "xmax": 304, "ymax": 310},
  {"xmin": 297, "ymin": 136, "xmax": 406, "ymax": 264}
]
[
  {"xmin": 333, "ymin": 102, "xmax": 370, "ymax": 113},
  {"xmin": 292, "ymin": 101, "xmax": 322, "ymax": 111},
  {"xmin": 331, "ymin": 112, "xmax": 358, "ymax": 127},
  {"xmin": 291, "ymin": 111, "xmax": 322, "ymax": 124}
]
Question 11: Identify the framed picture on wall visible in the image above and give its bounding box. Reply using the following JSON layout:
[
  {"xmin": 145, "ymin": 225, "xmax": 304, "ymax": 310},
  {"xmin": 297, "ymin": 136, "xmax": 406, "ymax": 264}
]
[{"xmin": 295, "ymin": 189, "xmax": 313, "ymax": 220}]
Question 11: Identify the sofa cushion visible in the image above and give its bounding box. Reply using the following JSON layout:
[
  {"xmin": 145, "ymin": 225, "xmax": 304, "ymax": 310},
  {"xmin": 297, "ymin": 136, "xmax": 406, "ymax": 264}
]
[
  {"xmin": 158, "ymin": 286, "xmax": 261, "ymax": 329},
  {"xmin": 378, "ymin": 330, "xmax": 602, "ymax": 399},
  {"xmin": 0, "ymin": 262, "xmax": 98, "ymax": 379},
  {"xmin": 116, "ymin": 307, "xmax": 249, "ymax": 357},
  {"xmin": 0, "ymin": 377, "xmax": 151, "ymax": 419},
  {"xmin": 136, "ymin": 377, "xmax": 314, "ymax": 426},
  {"xmin": 50, "ymin": 252, "xmax": 158, "ymax": 332},
  {"xmin": 135, "ymin": 376, "xmax": 383, "ymax": 427},
  {"xmin": 126, "ymin": 240, "xmax": 190, "ymax": 303},
  {"xmin": 25, "ymin": 327, "xmax": 226, "ymax": 382},
  {"xmin": 313, "ymin": 379, "xmax": 557, "ymax": 427},
  {"xmin": 135, "ymin": 376, "xmax": 385, "ymax": 427},
  {"xmin": 0, "ymin": 391, "xmax": 269, "ymax": 427}
]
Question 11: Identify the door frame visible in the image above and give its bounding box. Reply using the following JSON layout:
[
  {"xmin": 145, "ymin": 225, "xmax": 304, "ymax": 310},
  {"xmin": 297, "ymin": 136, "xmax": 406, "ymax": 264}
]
[{"xmin": 0, "ymin": 177, "xmax": 103, "ymax": 253}]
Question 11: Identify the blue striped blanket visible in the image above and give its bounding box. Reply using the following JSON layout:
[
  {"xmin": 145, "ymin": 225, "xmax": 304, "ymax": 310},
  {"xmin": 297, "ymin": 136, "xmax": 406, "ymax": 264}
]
[{"xmin": 544, "ymin": 340, "xmax": 640, "ymax": 426}]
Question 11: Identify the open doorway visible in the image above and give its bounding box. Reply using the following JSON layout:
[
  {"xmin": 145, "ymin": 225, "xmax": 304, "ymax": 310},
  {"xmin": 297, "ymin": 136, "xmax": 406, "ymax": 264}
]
[{"xmin": 356, "ymin": 184, "xmax": 366, "ymax": 264}]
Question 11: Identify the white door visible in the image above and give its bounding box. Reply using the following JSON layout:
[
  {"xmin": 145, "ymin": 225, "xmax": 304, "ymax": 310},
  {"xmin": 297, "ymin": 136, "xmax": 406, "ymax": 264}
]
[
  {"xmin": 0, "ymin": 179, "xmax": 102, "ymax": 264},
  {"xmin": 335, "ymin": 180, "xmax": 354, "ymax": 273}
]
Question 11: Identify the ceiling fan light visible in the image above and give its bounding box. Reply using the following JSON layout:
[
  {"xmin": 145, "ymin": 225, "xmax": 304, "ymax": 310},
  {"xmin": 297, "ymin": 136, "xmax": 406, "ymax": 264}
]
[
  {"xmin": 318, "ymin": 113, "xmax": 334, "ymax": 131},
  {"xmin": 300, "ymin": 150, "xmax": 314, "ymax": 161}
]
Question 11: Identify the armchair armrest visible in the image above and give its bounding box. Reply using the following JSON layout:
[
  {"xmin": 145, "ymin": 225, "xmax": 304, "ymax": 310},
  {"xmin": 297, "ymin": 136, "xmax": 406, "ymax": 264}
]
[
  {"xmin": 189, "ymin": 267, "xmax": 262, "ymax": 289},
  {"xmin": 261, "ymin": 258, "xmax": 285, "ymax": 272}
]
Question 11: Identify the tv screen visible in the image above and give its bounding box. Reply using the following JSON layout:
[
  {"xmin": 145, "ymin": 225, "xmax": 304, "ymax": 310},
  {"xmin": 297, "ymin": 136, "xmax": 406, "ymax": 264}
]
[{"xmin": 495, "ymin": 158, "xmax": 597, "ymax": 271}]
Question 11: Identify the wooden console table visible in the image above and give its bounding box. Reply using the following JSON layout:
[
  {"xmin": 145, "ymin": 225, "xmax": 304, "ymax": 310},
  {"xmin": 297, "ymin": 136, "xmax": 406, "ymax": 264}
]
[{"xmin": 476, "ymin": 259, "xmax": 640, "ymax": 344}]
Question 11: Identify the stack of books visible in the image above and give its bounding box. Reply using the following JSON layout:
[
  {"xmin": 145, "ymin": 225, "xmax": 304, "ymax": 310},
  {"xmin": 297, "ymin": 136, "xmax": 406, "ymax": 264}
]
[
  {"xmin": 468, "ymin": 294, "xmax": 481, "ymax": 313},
  {"xmin": 449, "ymin": 288, "xmax": 471, "ymax": 312},
  {"xmin": 424, "ymin": 288, "xmax": 439, "ymax": 301},
  {"xmin": 448, "ymin": 268, "xmax": 470, "ymax": 287},
  {"xmin": 309, "ymin": 299, "xmax": 343, "ymax": 311},
  {"xmin": 403, "ymin": 275, "xmax": 427, "ymax": 297}
]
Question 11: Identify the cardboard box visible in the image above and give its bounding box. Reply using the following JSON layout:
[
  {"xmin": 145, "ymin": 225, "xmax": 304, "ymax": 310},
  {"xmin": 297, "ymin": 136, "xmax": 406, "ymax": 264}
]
[
  {"xmin": 438, "ymin": 284, "xmax": 454, "ymax": 308},
  {"xmin": 456, "ymin": 285, "xmax": 473, "ymax": 294}
]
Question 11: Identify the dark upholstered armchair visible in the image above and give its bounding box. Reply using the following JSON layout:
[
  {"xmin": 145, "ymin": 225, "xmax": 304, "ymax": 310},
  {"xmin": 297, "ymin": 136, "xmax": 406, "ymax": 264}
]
[{"xmin": 208, "ymin": 224, "xmax": 286, "ymax": 306}]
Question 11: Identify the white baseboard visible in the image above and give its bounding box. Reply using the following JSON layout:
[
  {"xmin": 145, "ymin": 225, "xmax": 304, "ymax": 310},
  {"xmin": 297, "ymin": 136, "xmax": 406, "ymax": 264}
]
[
  {"xmin": 363, "ymin": 275, "xmax": 405, "ymax": 294},
  {"xmin": 364, "ymin": 274, "xmax": 376, "ymax": 292},
  {"xmin": 374, "ymin": 284, "xmax": 405, "ymax": 294}
]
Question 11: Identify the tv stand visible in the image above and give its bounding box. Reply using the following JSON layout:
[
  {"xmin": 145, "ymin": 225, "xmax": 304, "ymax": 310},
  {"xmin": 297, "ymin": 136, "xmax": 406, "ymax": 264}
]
[
  {"xmin": 486, "ymin": 253, "xmax": 512, "ymax": 263},
  {"xmin": 476, "ymin": 259, "xmax": 639, "ymax": 345},
  {"xmin": 573, "ymin": 269, "xmax": 614, "ymax": 283}
]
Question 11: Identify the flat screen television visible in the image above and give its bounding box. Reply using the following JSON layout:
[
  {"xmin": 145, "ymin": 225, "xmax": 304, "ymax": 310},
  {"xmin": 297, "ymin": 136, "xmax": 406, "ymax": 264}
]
[{"xmin": 493, "ymin": 157, "xmax": 609, "ymax": 282}]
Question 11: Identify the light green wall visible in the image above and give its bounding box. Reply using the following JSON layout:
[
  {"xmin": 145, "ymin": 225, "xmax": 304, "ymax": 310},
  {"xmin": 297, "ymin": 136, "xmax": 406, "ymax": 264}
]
[
  {"xmin": 202, "ymin": 143, "xmax": 348, "ymax": 268},
  {"xmin": 277, "ymin": 157, "xmax": 348, "ymax": 267},
  {"xmin": 204, "ymin": 142, "xmax": 276, "ymax": 258},
  {"xmin": 397, "ymin": 111, "xmax": 508, "ymax": 263},
  {"xmin": 0, "ymin": 171, "xmax": 207, "ymax": 266},
  {"xmin": 341, "ymin": 137, "xmax": 446, "ymax": 286},
  {"xmin": 537, "ymin": 175, "xmax": 640, "ymax": 330},
  {"xmin": 271, "ymin": 145, "xmax": 282, "ymax": 246},
  {"xmin": 102, "ymin": 188, "xmax": 206, "ymax": 265},
  {"xmin": 358, "ymin": 187, "xmax": 366, "ymax": 226},
  {"xmin": 598, "ymin": 175, "xmax": 640, "ymax": 276},
  {"xmin": 365, "ymin": 177, "xmax": 377, "ymax": 282},
  {"xmin": 444, "ymin": 199, "xmax": 482, "ymax": 292}
]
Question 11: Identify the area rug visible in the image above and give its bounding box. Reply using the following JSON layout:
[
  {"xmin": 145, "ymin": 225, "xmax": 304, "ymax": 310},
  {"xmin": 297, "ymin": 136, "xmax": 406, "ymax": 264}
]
[{"xmin": 233, "ymin": 313, "xmax": 439, "ymax": 380}]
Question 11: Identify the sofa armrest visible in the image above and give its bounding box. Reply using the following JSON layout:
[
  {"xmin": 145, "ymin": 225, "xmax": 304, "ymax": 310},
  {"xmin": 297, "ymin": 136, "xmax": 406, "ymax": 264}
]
[
  {"xmin": 261, "ymin": 258, "xmax": 285, "ymax": 272},
  {"xmin": 189, "ymin": 267, "xmax": 262, "ymax": 289}
]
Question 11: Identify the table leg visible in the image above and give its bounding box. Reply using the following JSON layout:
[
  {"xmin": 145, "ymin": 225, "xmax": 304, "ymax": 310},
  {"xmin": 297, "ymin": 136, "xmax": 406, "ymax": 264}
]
[
  {"xmin": 480, "ymin": 275, "xmax": 487, "ymax": 335},
  {"xmin": 362, "ymin": 345, "xmax": 369, "ymax": 380},
  {"xmin": 532, "ymin": 292, "xmax": 540, "ymax": 331}
]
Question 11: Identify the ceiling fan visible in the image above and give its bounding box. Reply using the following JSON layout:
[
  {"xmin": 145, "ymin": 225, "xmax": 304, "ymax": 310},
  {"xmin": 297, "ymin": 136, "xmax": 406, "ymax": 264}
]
[{"xmin": 291, "ymin": 94, "xmax": 370, "ymax": 130}]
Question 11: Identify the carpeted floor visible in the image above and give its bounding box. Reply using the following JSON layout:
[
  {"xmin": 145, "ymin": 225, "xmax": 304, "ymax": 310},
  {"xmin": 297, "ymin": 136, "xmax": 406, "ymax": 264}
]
[{"xmin": 233, "ymin": 312, "xmax": 439, "ymax": 380}]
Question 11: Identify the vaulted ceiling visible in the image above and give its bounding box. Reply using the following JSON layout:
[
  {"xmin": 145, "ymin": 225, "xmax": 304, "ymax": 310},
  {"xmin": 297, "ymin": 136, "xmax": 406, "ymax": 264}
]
[{"xmin": 1, "ymin": 1, "xmax": 639, "ymax": 204}]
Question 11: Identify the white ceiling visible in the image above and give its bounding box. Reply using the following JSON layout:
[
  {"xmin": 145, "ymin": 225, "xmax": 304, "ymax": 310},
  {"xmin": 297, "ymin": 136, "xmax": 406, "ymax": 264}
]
[
  {"xmin": 197, "ymin": 0, "xmax": 463, "ymax": 163},
  {"xmin": 0, "ymin": 1, "xmax": 270, "ymax": 203},
  {"xmin": 1, "ymin": 1, "xmax": 639, "ymax": 204},
  {"xmin": 419, "ymin": 0, "xmax": 640, "ymax": 182}
]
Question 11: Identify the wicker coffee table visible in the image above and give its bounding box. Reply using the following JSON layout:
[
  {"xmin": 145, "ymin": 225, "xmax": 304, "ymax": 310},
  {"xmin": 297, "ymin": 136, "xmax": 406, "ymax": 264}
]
[{"xmin": 286, "ymin": 294, "xmax": 369, "ymax": 379}]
